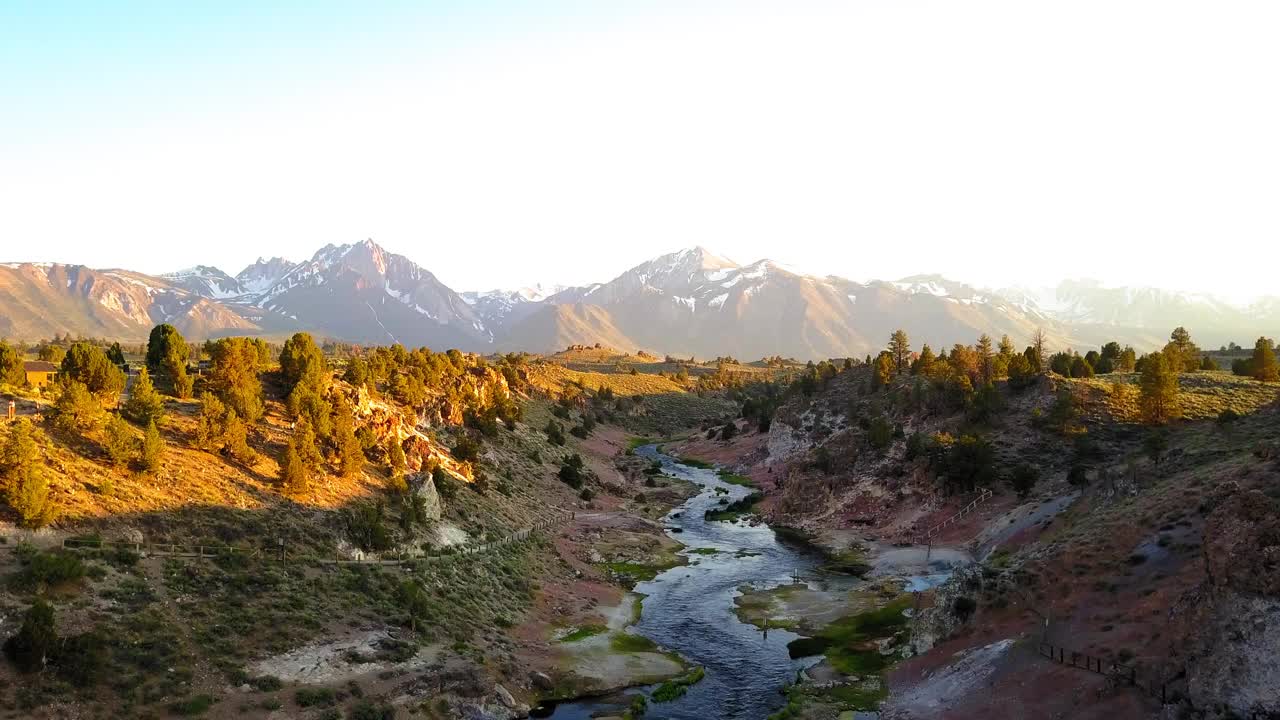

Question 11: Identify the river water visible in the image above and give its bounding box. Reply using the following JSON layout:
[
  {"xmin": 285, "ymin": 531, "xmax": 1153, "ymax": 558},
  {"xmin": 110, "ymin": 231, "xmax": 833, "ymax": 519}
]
[{"xmin": 544, "ymin": 445, "xmax": 824, "ymax": 719}]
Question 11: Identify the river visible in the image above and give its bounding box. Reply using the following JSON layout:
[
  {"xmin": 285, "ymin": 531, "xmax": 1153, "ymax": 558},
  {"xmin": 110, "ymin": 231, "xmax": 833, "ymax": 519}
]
[{"xmin": 543, "ymin": 444, "xmax": 824, "ymax": 719}]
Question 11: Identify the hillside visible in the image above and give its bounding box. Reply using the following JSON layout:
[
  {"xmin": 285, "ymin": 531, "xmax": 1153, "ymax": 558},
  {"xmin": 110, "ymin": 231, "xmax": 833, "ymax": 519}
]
[
  {"xmin": 0, "ymin": 333, "xmax": 753, "ymax": 719},
  {"xmin": 662, "ymin": 349, "xmax": 1280, "ymax": 719}
]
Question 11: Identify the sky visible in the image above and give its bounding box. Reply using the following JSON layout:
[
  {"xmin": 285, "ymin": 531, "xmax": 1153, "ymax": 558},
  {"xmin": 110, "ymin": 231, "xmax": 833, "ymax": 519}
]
[{"xmin": 2, "ymin": 1, "xmax": 1278, "ymax": 302}]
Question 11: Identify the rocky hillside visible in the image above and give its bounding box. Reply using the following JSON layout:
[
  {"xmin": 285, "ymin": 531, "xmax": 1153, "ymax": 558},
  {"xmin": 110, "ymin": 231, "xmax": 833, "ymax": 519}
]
[{"xmin": 686, "ymin": 356, "xmax": 1280, "ymax": 719}]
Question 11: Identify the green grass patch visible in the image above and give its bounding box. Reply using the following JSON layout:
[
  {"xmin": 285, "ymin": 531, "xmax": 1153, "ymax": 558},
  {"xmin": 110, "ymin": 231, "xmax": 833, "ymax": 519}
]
[
  {"xmin": 678, "ymin": 456, "xmax": 714, "ymax": 469},
  {"xmin": 559, "ymin": 624, "xmax": 607, "ymax": 643},
  {"xmin": 651, "ymin": 666, "xmax": 705, "ymax": 703},
  {"xmin": 688, "ymin": 547, "xmax": 721, "ymax": 555},
  {"xmin": 811, "ymin": 597, "xmax": 911, "ymax": 676},
  {"xmin": 603, "ymin": 560, "xmax": 682, "ymax": 584},
  {"xmin": 717, "ymin": 469, "xmax": 755, "ymax": 487},
  {"xmin": 611, "ymin": 632, "xmax": 658, "ymax": 653}
]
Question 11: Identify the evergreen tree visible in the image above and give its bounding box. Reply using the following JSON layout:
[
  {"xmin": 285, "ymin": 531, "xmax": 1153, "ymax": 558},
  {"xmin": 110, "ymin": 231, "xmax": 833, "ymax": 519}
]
[
  {"xmin": 1139, "ymin": 352, "xmax": 1181, "ymax": 424},
  {"xmin": 53, "ymin": 378, "xmax": 101, "ymax": 431},
  {"xmin": 60, "ymin": 342, "xmax": 125, "ymax": 399},
  {"xmin": 976, "ymin": 334, "xmax": 995, "ymax": 385},
  {"xmin": 1163, "ymin": 326, "xmax": 1201, "ymax": 372},
  {"xmin": 221, "ymin": 412, "xmax": 255, "ymax": 464},
  {"xmin": 140, "ymin": 420, "xmax": 164, "ymax": 472},
  {"xmin": 194, "ymin": 392, "xmax": 227, "ymax": 450},
  {"xmin": 106, "ymin": 342, "xmax": 127, "ymax": 371},
  {"xmin": 332, "ymin": 395, "xmax": 363, "ymax": 477},
  {"xmin": 287, "ymin": 382, "xmax": 333, "ymax": 442},
  {"xmin": 387, "ymin": 438, "xmax": 407, "ymax": 480},
  {"xmin": 292, "ymin": 417, "xmax": 323, "ymax": 473},
  {"xmin": 1252, "ymin": 337, "xmax": 1278, "ymax": 382},
  {"xmin": 2, "ymin": 599, "xmax": 56, "ymax": 673},
  {"xmin": 912, "ymin": 344, "xmax": 936, "ymax": 376},
  {"xmin": 1117, "ymin": 346, "xmax": 1138, "ymax": 372},
  {"xmin": 145, "ymin": 324, "xmax": 193, "ymax": 398},
  {"xmin": 123, "ymin": 367, "xmax": 165, "ymax": 426},
  {"xmin": 207, "ymin": 337, "xmax": 265, "ymax": 423},
  {"xmin": 888, "ymin": 330, "xmax": 911, "ymax": 375},
  {"xmin": 343, "ymin": 356, "xmax": 370, "ymax": 387},
  {"xmin": 1, "ymin": 420, "xmax": 58, "ymax": 528},
  {"xmin": 1070, "ymin": 356, "xmax": 1094, "ymax": 378},
  {"xmin": 279, "ymin": 442, "xmax": 309, "ymax": 494},
  {"xmin": 279, "ymin": 332, "xmax": 327, "ymax": 393},
  {"xmin": 0, "ymin": 341, "xmax": 25, "ymax": 387},
  {"xmin": 872, "ymin": 352, "xmax": 894, "ymax": 389},
  {"xmin": 103, "ymin": 414, "xmax": 136, "ymax": 467}
]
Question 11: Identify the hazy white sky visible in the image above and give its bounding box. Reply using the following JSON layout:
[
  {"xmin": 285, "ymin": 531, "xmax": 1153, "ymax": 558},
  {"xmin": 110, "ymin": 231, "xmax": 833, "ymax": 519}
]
[{"xmin": 2, "ymin": 1, "xmax": 1277, "ymax": 300}]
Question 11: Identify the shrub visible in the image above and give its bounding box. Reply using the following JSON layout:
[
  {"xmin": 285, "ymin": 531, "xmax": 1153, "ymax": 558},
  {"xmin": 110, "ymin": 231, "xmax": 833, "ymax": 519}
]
[
  {"xmin": 343, "ymin": 501, "xmax": 392, "ymax": 552},
  {"xmin": 296, "ymin": 687, "xmax": 337, "ymax": 708},
  {"xmin": 952, "ymin": 596, "xmax": 977, "ymax": 622},
  {"xmin": 3, "ymin": 599, "xmax": 56, "ymax": 672},
  {"xmin": 1008, "ymin": 464, "xmax": 1039, "ymax": 499}
]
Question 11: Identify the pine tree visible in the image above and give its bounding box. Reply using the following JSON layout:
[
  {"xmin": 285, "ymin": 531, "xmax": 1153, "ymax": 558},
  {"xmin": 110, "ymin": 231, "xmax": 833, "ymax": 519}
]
[
  {"xmin": 1118, "ymin": 346, "xmax": 1137, "ymax": 372},
  {"xmin": 292, "ymin": 417, "xmax": 323, "ymax": 473},
  {"xmin": 60, "ymin": 342, "xmax": 125, "ymax": 399},
  {"xmin": 279, "ymin": 442, "xmax": 309, "ymax": 494},
  {"xmin": 888, "ymin": 330, "xmax": 911, "ymax": 375},
  {"xmin": 387, "ymin": 438, "xmax": 407, "ymax": 480},
  {"xmin": 0, "ymin": 341, "xmax": 25, "ymax": 387},
  {"xmin": 912, "ymin": 344, "xmax": 936, "ymax": 376},
  {"xmin": 140, "ymin": 420, "xmax": 164, "ymax": 472},
  {"xmin": 279, "ymin": 332, "xmax": 327, "ymax": 393},
  {"xmin": 207, "ymin": 337, "xmax": 265, "ymax": 423},
  {"xmin": 1163, "ymin": 326, "xmax": 1201, "ymax": 373},
  {"xmin": 124, "ymin": 367, "xmax": 165, "ymax": 426},
  {"xmin": 146, "ymin": 324, "xmax": 192, "ymax": 398},
  {"xmin": 1, "ymin": 420, "xmax": 58, "ymax": 528},
  {"xmin": 976, "ymin": 334, "xmax": 995, "ymax": 385},
  {"xmin": 195, "ymin": 392, "xmax": 227, "ymax": 450},
  {"xmin": 221, "ymin": 412, "xmax": 255, "ymax": 464},
  {"xmin": 1139, "ymin": 352, "xmax": 1181, "ymax": 425},
  {"xmin": 872, "ymin": 352, "xmax": 894, "ymax": 389},
  {"xmin": 106, "ymin": 342, "xmax": 127, "ymax": 370},
  {"xmin": 103, "ymin": 414, "xmax": 136, "ymax": 467},
  {"xmin": 54, "ymin": 378, "xmax": 102, "ymax": 431},
  {"xmin": 1252, "ymin": 337, "xmax": 1279, "ymax": 382},
  {"xmin": 332, "ymin": 396, "xmax": 363, "ymax": 478}
]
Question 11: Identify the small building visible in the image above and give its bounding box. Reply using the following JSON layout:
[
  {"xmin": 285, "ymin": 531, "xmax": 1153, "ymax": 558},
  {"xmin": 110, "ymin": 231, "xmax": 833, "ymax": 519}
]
[{"xmin": 23, "ymin": 361, "xmax": 59, "ymax": 389}]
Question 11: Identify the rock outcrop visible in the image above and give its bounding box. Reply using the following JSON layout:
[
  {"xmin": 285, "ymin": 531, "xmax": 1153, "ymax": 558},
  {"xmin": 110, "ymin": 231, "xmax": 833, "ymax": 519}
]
[{"xmin": 1171, "ymin": 486, "xmax": 1280, "ymax": 718}]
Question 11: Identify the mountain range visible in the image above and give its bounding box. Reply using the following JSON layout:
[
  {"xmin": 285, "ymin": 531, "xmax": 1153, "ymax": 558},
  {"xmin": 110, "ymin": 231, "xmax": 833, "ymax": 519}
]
[{"xmin": 2, "ymin": 240, "xmax": 1275, "ymax": 359}]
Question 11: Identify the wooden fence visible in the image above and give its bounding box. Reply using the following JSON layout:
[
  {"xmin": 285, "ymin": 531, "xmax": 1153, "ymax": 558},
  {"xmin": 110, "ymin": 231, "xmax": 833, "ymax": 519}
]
[
  {"xmin": 922, "ymin": 488, "xmax": 993, "ymax": 542},
  {"xmin": 1038, "ymin": 641, "xmax": 1136, "ymax": 684},
  {"xmin": 60, "ymin": 510, "xmax": 576, "ymax": 569}
]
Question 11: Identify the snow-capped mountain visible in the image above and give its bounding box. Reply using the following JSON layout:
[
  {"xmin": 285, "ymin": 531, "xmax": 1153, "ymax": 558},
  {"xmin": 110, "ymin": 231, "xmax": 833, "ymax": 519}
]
[
  {"xmin": 4, "ymin": 242, "xmax": 1275, "ymax": 357},
  {"xmin": 0, "ymin": 263, "xmax": 278, "ymax": 341},
  {"xmin": 235, "ymin": 257, "xmax": 294, "ymax": 296},
  {"xmin": 498, "ymin": 249, "xmax": 1074, "ymax": 359},
  {"xmin": 251, "ymin": 239, "xmax": 490, "ymax": 347},
  {"xmin": 162, "ymin": 265, "xmax": 246, "ymax": 300}
]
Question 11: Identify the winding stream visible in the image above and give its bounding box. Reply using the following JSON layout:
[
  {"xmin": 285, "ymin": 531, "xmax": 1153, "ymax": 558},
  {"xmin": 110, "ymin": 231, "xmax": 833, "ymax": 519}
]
[{"xmin": 546, "ymin": 445, "xmax": 824, "ymax": 719}]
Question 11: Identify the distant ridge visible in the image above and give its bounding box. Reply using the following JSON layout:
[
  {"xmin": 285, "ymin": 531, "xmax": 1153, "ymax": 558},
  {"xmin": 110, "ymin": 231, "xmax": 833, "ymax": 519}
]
[{"xmin": 2, "ymin": 241, "xmax": 1275, "ymax": 357}]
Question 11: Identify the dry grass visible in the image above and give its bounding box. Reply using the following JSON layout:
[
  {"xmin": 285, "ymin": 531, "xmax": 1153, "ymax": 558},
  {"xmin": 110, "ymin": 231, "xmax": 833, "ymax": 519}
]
[{"xmin": 1069, "ymin": 370, "xmax": 1279, "ymax": 423}]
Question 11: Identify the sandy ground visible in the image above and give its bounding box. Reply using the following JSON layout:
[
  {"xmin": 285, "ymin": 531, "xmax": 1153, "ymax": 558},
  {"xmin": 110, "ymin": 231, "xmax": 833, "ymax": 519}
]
[{"xmin": 251, "ymin": 627, "xmax": 441, "ymax": 684}]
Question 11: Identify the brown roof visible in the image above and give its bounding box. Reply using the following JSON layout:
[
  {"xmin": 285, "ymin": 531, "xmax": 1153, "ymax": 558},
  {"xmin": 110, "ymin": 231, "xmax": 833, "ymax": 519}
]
[{"xmin": 23, "ymin": 361, "xmax": 58, "ymax": 372}]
